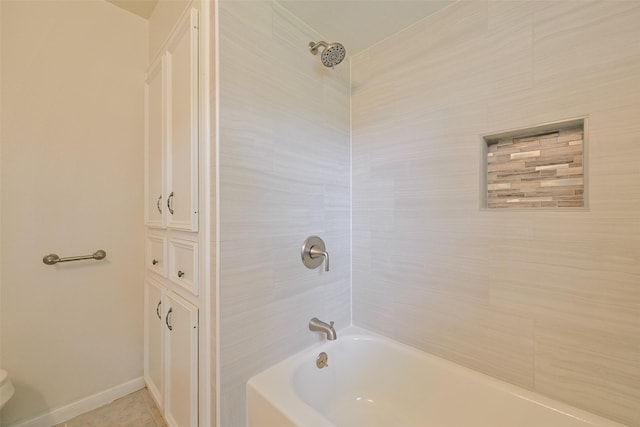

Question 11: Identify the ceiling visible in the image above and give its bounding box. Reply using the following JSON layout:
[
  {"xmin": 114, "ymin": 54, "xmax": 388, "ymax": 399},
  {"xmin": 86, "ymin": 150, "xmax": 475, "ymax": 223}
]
[
  {"xmin": 107, "ymin": 0, "xmax": 454, "ymax": 55},
  {"xmin": 106, "ymin": 0, "xmax": 158, "ymax": 19},
  {"xmin": 278, "ymin": 0, "xmax": 454, "ymax": 55}
]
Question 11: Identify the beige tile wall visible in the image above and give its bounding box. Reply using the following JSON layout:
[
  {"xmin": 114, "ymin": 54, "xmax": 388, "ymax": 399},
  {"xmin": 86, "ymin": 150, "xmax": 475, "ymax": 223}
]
[
  {"xmin": 218, "ymin": 1, "xmax": 351, "ymax": 425},
  {"xmin": 351, "ymin": 1, "xmax": 640, "ymax": 425}
]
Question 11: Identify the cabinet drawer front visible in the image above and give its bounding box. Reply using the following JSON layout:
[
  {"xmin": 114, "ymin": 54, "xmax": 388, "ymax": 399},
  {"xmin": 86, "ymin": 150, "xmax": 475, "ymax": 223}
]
[
  {"xmin": 147, "ymin": 234, "xmax": 168, "ymax": 277},
  {"xmin": 168, "ymin": 238, "xmax": 199, "ymax": 296}
]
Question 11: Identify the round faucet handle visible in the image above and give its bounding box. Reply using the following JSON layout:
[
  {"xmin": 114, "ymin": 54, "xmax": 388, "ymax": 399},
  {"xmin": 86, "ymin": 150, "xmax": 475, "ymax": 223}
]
[{"xmin": 330, "ymin": 321, "xmax": 334, "ymax": 328}]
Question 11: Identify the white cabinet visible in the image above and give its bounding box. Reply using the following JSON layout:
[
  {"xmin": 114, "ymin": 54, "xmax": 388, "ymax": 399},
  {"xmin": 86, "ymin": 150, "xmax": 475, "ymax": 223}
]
[
  {"xmin": 145, "ymin": 6, "xmax": 203, "ymax": 427},
  {"xmin": 145, "ymin": 8, "xmax": 199, "ymax": 232},
  {"xmin": 145, "ymin": 280, "xmax": 199, "ymax": 427}
]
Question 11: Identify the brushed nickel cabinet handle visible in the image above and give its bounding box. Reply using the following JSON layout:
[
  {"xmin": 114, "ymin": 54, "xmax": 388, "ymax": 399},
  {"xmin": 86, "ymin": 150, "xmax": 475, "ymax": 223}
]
[
  {"xmin": 165, "ymin": 307, "xmax": 173, "ymax": 331},
  {"xmin": 156, "ymin": 300, "xmax": 162, "ymax": 320},
  {"xmin": 167, "ymin": 192, "xmax": 174, "ymax": 215}
]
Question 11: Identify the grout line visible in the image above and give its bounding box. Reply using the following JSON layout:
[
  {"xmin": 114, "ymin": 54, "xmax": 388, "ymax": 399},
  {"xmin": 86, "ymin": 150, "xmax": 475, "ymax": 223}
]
[{"xmin": 349, "ymin": 51, "xmax": 353, "ymax": 328}]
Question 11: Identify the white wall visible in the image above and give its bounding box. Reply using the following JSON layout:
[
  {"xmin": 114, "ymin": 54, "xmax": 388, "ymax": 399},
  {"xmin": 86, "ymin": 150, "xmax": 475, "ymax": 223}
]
[
  {"xmin": 217, "ymin": 1, "xmax": 351, "ymax": 425},
  {"xmin": 351, "ymin": 1, "xmax": 640, "ymax": 426},
  {"xmin": 0, "ymin": 1, "xmax": 147, "ymax": 424}
]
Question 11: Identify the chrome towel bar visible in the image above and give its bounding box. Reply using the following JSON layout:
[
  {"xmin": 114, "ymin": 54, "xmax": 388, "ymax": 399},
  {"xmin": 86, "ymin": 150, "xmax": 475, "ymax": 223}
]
[{"xmin": 43, "ymin": 249, "xmax": 107, "ymax": 265}]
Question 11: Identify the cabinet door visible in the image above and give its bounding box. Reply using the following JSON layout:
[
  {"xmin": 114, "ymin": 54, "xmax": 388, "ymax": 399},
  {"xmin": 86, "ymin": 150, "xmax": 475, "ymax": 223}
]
[
  {"xmin": 165, "ymin": 8, "xmax": 199, "ymax": 232},
  {"xmin": 144, "ymin": 57, "xmax": 165, "ymax": 228},
  {"xmin": 144, "ymin": 280, "xmax": 164, "ymax": 409},
  {"xmin": 164, "ymin": 292, "xmax": 198, "ymax": 427}
]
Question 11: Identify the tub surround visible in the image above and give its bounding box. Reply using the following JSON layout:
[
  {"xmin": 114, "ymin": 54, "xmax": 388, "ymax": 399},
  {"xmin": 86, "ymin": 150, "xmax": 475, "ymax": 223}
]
[
  {"xmin": 351, "ymin": 1, "xmax": 640, "ymax": 425},
  {"xmin": 217, "ymin": 1, "xmax": 351, "ymax": 425},
  {"xmin": 220, "ymin": 1, "xmax": 640, "ymax": 425}
]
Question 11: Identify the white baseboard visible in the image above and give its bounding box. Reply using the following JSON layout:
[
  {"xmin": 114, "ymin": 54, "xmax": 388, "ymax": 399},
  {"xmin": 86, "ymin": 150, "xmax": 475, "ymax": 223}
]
[{"xmin": 8, "ymin": 377, "xmax": 145, "ymax": 427}]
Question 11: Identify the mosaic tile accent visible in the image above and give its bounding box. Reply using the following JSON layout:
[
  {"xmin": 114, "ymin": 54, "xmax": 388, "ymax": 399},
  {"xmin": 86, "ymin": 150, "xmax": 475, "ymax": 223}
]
[{"xmin": 486, "ymin": 126, "xmax": 584, "ymax": 208}]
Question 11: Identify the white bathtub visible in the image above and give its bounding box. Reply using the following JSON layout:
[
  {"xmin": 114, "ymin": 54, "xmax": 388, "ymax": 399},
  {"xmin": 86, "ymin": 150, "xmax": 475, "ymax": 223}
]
[{"xmin": 247, "ymin": 327, "xmax": 627, "ymax": 427}]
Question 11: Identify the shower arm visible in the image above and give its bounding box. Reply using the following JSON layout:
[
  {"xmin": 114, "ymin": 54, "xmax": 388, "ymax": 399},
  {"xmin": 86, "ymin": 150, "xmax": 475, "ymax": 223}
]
[{"xmin": 308, "ymin": 41, "xmax": 329, "ymax": 55}]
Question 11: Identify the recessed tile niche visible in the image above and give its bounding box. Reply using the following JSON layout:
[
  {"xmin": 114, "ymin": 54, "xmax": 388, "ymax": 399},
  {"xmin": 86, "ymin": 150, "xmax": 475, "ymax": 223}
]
[{"xmin": 482, "ymin": 118, "xmax": 587, "ymax": 209}]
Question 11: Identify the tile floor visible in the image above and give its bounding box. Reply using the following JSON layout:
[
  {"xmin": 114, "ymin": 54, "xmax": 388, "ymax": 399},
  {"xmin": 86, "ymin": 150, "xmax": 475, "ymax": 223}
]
[{"xmin": 53, "ymin": 388, "xmax": 167, "ymax": 427}]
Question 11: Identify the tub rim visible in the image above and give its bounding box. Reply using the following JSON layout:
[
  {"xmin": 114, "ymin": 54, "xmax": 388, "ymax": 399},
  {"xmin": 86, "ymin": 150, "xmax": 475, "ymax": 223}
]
[{"xmin": 247, "ymin": 325, "xmax": 628, "ymax": 427}]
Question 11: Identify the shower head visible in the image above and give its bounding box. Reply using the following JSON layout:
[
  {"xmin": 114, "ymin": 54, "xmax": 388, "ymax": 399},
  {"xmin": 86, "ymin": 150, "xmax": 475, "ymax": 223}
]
[{"xmin": 309, "ymin": 41, "xmax": 346, "ymax": 68}]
